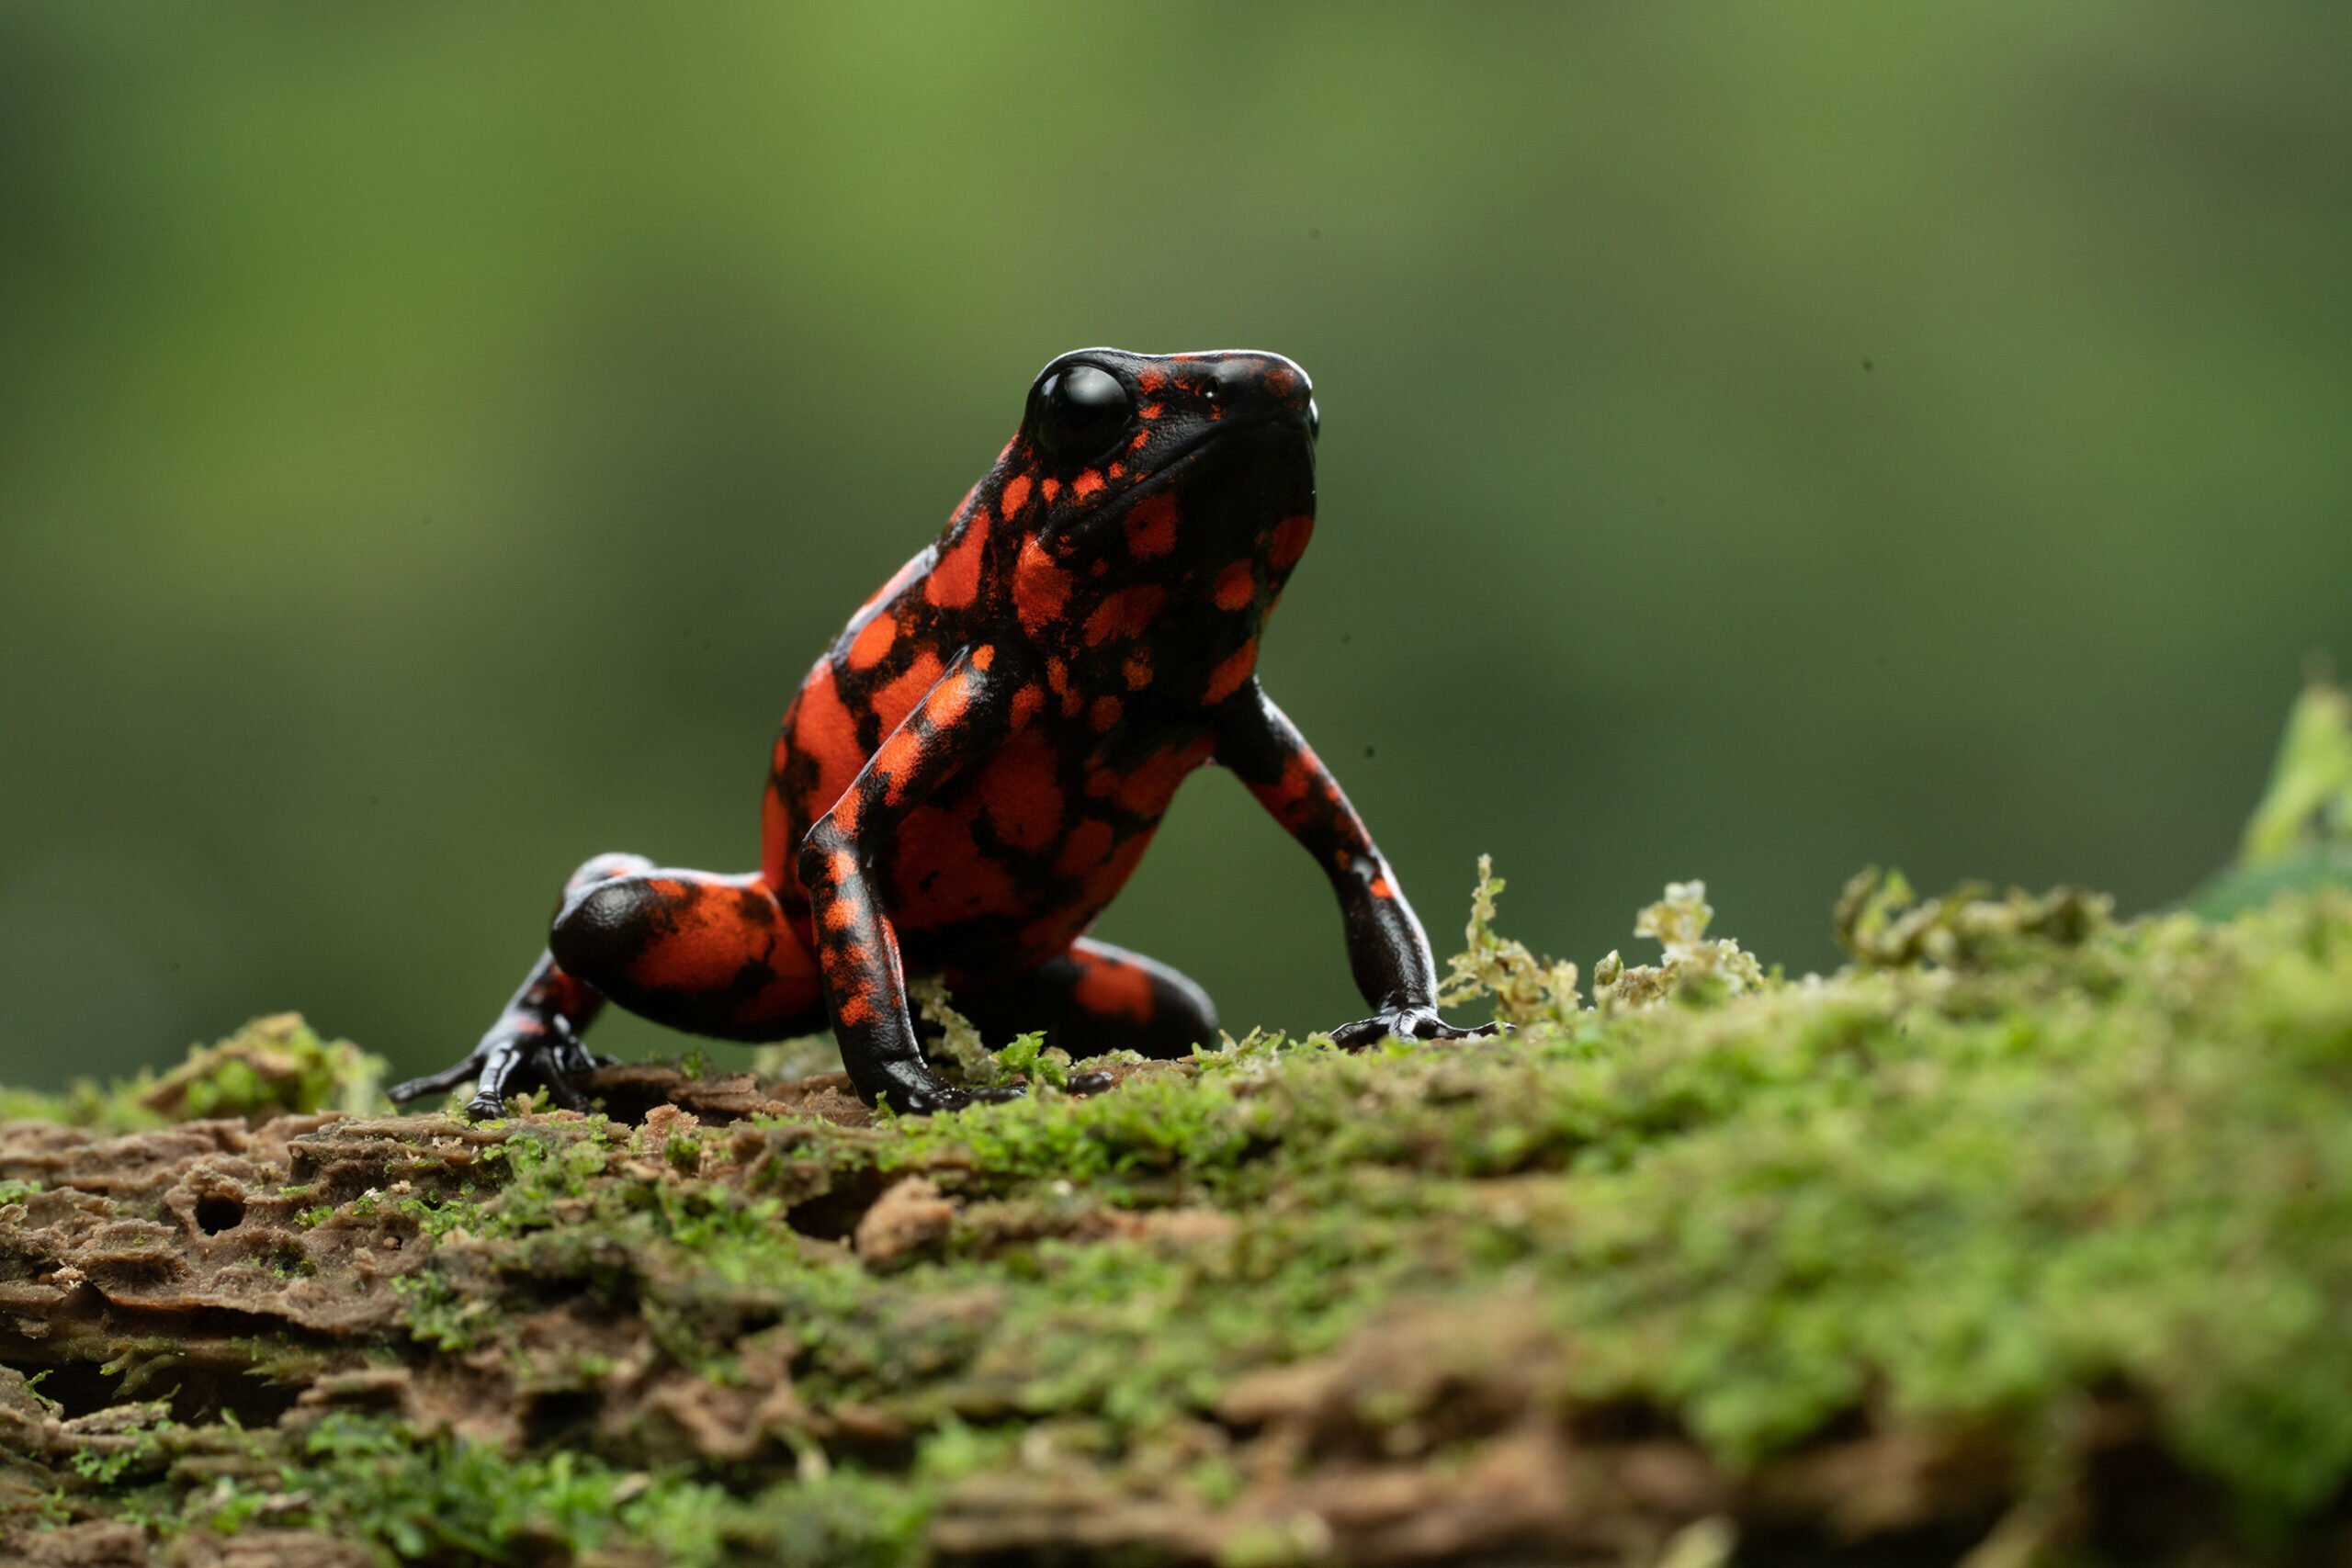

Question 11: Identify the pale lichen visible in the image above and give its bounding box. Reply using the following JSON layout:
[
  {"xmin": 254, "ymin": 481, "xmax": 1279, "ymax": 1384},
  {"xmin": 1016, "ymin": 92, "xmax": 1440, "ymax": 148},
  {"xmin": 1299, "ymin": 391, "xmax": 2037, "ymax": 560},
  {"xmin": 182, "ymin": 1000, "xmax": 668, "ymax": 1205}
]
[
  {"xmin": 1833, "ymin": 868, "xmax": 2112, "ymax": 970},
  {"xmin": 905, "ymin": 976, "xmax": 998, "ymax": 1086},
  {"xmin": 1437, "ymin": 853, "xmax": 1582, "ymax": 1025},
  {"xmin": 1442, "ymin": 863, "xmax": 1763, "ymax": 1021},
  {"xmin": 1591, "ymin": 879, "xmax": 1768, "ymax": 1013}
]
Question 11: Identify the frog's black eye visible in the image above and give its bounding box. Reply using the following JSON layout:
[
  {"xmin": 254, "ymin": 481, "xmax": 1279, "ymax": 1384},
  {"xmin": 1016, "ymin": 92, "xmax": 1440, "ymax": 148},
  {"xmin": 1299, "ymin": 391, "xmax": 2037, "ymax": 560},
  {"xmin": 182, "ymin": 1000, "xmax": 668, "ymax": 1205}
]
[{"xmin": 1032, "ymin": 365, "xmax": 1134, "ymax": 466}]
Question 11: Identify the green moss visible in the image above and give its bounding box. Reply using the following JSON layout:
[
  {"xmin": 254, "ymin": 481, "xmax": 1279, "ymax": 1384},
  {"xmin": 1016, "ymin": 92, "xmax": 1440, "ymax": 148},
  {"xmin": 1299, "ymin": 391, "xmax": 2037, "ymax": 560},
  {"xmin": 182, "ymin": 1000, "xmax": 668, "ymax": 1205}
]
[
  {"xmin": 334, "ymin": 873, "xmax": 2351, "ymax": 1529},
  {"xmin": 12, "ymin": 877, "xmax": 2352, "ymax": 1560},
  {"xmin": 178, "ymin": 1413, "xmax": 772, "ymax": 1566},
  {"xmin": 1544, "ymin": 898, "xmax": 2352, "ymax": 1496},
  {"xmin": 985, "ymin": 1027, "xmax": 1063, "ymax": 1089},
  {"xmin": 0, "ymin": 1012, "xmax": 384, "ymax": 1130},
  {"xmin": 14, "ymin": 686, "xmax": 2352, "ymax": 1562}
]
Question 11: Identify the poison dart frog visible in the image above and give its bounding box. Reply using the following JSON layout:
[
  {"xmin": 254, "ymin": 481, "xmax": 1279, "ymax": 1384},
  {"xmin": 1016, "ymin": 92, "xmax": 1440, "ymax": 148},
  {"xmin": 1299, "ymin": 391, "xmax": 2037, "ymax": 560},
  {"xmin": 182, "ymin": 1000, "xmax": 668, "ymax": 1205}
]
[{"xmin": 390, "ymin": 348, "xmax": 1493, "ymax": 1118}]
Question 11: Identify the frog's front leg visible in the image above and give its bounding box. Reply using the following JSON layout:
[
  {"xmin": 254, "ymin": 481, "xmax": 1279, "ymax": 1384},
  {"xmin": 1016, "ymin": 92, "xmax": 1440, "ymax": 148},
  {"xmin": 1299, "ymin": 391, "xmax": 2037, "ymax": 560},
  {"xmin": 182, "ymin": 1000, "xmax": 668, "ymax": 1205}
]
[
  {"xmin": 1214, "ymin": 681, "xmax": 1497, "ymax": 1049},
  {"xmin": 798, "ymin": 643, "xmax": 1029, "ymax": 1113},
  {"xmin": 388, "ymin": 852, "xmax": 650, "ymax": 1116}
]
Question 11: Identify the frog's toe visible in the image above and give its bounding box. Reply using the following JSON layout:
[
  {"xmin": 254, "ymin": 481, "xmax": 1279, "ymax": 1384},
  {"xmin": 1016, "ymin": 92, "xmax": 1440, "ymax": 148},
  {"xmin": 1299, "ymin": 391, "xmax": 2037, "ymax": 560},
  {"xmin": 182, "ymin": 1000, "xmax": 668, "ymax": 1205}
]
[
  {"xmin": 1328, "ymin": 1008, "xmax": 1496, "ymax": 1051},
  {"xmin": 387, "ymin": 1058, "xmax": 484, "ymax": 1104},
  {"xmin": 394, "ymin": 1027, "xmax": 599, "ymax": 1121},
  {"xmin": 884, "ymin": 1077, "xmax": 1029, "ymax": 1114}
]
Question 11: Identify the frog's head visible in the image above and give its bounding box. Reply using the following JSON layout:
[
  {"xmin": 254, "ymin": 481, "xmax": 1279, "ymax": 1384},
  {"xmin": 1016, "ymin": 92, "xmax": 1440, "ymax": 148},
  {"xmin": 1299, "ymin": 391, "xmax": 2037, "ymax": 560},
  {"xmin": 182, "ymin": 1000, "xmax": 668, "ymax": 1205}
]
[
  {"xmin": 977, "ymin": 348, "xmax": 1319, "ymax": 682},
  {"xmin": 1019, "ymin": 344, "xmax": 1316, "ymax": 481}
]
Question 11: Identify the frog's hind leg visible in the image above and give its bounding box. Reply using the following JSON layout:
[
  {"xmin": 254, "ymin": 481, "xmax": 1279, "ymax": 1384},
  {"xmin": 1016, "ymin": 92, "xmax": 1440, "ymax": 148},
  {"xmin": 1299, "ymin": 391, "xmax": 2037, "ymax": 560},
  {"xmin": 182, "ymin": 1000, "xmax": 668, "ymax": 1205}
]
[
  {"xmin": 548, "ymin": 866, "xmax": 825, "ymax": 1043},
  {"xmin": 389, "ymin": 853, "xmax": 823, "ymax": 1120},
  {"xmin": 956, "ymin": 939, "xmax": 1217, "ymax": 1062}
]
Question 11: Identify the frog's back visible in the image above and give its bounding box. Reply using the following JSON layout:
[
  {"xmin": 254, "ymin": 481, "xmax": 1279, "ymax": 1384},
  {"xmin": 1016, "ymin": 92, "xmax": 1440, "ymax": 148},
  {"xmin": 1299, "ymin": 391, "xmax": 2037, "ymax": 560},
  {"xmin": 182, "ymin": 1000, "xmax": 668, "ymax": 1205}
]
[{"xmin": 767, "ymin": 574, "xmax": 1218, "ymax": 972}]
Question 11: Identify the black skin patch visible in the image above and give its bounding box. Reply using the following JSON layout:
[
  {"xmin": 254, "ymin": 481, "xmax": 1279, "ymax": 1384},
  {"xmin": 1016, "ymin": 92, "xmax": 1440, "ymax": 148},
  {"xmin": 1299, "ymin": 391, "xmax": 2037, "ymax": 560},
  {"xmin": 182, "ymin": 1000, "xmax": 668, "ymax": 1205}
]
[{"xmin": 388, "ymin": 348, "xmax": 1491, "ymax": 1121}]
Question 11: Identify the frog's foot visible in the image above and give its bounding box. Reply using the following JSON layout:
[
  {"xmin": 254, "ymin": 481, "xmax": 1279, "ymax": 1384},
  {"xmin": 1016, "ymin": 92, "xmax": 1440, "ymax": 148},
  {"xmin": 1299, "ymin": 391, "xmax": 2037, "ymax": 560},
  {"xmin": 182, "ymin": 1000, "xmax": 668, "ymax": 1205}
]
[
  {"xmin": 1326, "ymin": 1007, "xmax": 1499, "ymax": 1052},
  {"xmin": 387, "ymin": 1018, "xmax": 603, "ymax": 1120},
  {"xmin": 864, "ymin": 1059, "xmax": 1028, "ymax": 1117}
]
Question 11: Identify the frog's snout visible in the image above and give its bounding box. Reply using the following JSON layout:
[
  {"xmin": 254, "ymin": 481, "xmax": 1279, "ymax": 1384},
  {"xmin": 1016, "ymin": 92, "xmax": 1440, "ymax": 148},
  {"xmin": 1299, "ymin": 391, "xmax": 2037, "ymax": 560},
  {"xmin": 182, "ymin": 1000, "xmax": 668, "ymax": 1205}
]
[{"xmin": 1199, "ymin": 351, "xmax": 1317, "ymax": 439}]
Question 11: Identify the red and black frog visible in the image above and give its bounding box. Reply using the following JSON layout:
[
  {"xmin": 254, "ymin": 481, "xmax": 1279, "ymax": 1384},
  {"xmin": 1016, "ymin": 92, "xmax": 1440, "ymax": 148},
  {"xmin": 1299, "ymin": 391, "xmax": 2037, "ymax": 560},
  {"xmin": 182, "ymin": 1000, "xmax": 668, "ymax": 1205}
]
[{"xmin": 390, "ymin": 347, "xmax": 1492, "ymax": 1119}]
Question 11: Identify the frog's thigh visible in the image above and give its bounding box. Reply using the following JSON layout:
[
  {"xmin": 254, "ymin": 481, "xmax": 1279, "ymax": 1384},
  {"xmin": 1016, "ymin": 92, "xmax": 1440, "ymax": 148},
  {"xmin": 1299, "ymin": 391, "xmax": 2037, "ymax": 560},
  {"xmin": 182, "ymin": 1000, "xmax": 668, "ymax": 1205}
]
[
  {"xmin": 959, "ymin": 939, "xmax": 1216, "ymax": 1061},
  {"xmin": 548, "ymin": 868, "xmax": 826, "ymax": 1043}
]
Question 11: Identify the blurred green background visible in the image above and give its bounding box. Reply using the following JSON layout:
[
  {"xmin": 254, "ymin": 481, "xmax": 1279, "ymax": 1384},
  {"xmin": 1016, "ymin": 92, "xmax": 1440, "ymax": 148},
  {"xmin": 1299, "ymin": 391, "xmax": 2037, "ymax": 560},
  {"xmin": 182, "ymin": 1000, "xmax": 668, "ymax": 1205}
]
[{"xmin": 3, "ymin": 4, "xmax": 2347, "ymax": 1089}]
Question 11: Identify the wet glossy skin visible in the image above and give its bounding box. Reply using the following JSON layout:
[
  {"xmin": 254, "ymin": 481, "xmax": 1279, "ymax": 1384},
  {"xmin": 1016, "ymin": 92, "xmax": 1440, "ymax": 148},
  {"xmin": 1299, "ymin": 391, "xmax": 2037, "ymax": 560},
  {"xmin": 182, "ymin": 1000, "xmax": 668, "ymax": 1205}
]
[{"xmin": 390, "ymin": 348, "xmax": 1490, "ymax": 1117}]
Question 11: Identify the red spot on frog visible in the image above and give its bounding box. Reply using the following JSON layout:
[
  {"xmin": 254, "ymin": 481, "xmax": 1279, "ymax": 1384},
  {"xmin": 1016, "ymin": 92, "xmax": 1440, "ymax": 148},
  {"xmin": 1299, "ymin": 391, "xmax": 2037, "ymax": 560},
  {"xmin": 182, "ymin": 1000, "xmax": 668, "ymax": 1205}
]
[
  {"xmin": 1015, "ymin": 537, "xmax": 1072, "ymax": 636},
  {"xmin": 1000, "ymin": 473, "xmax": 1034, "ymax": 518},
  {"xmin": 977, "ymin": 730, "xmax": 1064, "ymax": 852},
  {"xmin": 1125, "ymin": 492, "xmax": 1179, "ymax": 558},
  {"xmin": 1204, "ymin": 640, "xmax": 1258, "ymax": 703},
  {"xmin": 789, "ymin": 665, "xmax": 863, "ymax": 814},
  {"xmin": 1055, "ymin": 818, "xmax": 1115, "ymax": 880},
  {"xmin": 847, "ymin": 614, "xmax": 897, "ymax": 671},
  {"xmin": 1011, "ymin": 682, "xmax": 1045, "ymax": 728},
  {"xmin": 1084, "ymin": 584, "xmax": 1166, "ymax": 647},
  {"xmin": 1270, "ymin": 513, "xmax": 1314, "ymax": 569},
  {"xmin": 1073, "ymin": 955, "xmax": 1154, "ymax": 1022},
  {"xmin": 925, "ymin": 514, "xmax": 989, "ymax": 608},
  {"xmin": 873, "ymin": 649, "xmax": 945, "ymax": 735}
]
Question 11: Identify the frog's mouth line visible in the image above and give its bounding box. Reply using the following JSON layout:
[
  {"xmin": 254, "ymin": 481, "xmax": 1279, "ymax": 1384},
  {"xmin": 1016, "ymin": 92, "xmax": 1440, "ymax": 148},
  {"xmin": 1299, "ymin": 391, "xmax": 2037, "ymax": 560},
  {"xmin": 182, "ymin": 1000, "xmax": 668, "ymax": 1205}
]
[{"xmin": 1038, "ymin": 411, "xmax": 1314, "ymax": 546}]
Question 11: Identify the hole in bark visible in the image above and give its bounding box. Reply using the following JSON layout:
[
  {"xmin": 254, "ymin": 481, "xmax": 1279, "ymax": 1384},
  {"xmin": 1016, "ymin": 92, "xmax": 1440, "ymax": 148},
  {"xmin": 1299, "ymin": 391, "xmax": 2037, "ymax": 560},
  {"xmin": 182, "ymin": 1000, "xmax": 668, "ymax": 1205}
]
[
  {"xmin": 521, "ymin": 1387, "xmax": 603, "ymax": 1445},
  {"xmin": 7, "ymin": 1352, "xmax": 311, "ymax": 1427},
  {"xmin": 784, "ymin": 1166, "xmax": 894, "ymax": 1241},
  {"xmin": 20, "ymin": 1359, "xmax": 125, "ymax": 1418},
  {"xmin": 195, "ymin": 1194, "xmax": 246, "ymax": 1234},
  {"xmin": 168, "ymin": 1361, "xmax": 306, "ymax": 1427}
]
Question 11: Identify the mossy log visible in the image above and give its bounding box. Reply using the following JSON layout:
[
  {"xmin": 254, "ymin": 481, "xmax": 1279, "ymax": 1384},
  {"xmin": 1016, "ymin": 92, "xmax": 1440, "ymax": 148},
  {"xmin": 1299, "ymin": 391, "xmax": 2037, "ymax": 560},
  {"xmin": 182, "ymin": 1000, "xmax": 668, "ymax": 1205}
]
[{"xmin": 2, "ymin": 860, "xmax": 2351, "ymax": 1565}]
